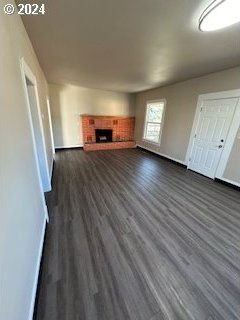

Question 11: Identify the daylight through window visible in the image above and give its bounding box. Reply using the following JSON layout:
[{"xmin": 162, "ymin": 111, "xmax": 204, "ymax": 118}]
[{"xmin": 143, "ymin": 101, "xmax": 165, "ymax": 143}]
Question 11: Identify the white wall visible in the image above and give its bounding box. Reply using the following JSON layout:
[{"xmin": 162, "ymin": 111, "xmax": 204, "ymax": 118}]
[
  {"xmin": 0, "ymin": 1, "xmax": 53, "ymax": 319},
  {"xmin": 135, "ymin": 67, "xmax": 240, "ymax": 184},
  {"xmin": 49, "ymin": 83, "xmax": 135, "ymax": 148},
  {"xmin": 223, "ymin": 126, "xmax": 240, "ymax": 183}
]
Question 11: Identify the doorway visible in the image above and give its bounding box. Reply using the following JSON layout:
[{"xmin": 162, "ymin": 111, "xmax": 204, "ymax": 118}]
[
  {"xmin": 187, "ymin": 90, "xmax": 240, "ymax": 179},
  {"xmin": 21, "ymin": 58, "xmax": 51, "ymax": 195}
]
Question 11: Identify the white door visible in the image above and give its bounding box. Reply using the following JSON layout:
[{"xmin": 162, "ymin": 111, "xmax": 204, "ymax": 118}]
[{"xmin": 188, "ymin": 97, "xmax": 238, "ymax": 178}]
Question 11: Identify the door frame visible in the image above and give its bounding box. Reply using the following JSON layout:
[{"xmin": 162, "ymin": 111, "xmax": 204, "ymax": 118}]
[
  {"xmin": 46, "ymin": 97, "xmax": 55, "ymax": 156},
  {"xmin": 185, "ymin": 89, "xmax": 240, "ymax": 182},
  {"xmin": 46, "ymin": 97, "xmax": 55, "ymax": 178},
  {"xmin": 20, "ymin": 57, "xmax": 50, "ymax": 221}
]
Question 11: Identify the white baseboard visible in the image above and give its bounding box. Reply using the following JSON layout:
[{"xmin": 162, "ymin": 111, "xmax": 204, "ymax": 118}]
[
  {"xmin": 137, "ymin": 144, "xmax": 186, "ymax": 166},
  {"xmin": 216, "ymin": 176, "xmax": 240, "ymax": 188},
  {"xmin": 55, "ymin": 144, "xmax": 83, "ymax": 149},
  {"xmin": 44, "ymin": 204, "xmax": 49, "ymax": 223},
  {"xmin": 28, "ymin": 217, "xmax": 47, "ymax": 320}
]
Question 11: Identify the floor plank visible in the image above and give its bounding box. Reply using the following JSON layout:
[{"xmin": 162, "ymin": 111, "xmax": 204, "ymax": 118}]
[{"xmin": 35, "ymin": 148, "xmax": 240, "ymax": 320}]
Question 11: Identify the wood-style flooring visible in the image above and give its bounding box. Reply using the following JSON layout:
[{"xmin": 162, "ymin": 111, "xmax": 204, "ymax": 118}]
[{"xmin": 35, "ymin": 148, "xmax": 240, "ymax": 320}]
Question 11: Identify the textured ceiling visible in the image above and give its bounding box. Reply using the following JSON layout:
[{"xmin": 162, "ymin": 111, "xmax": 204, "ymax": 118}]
[{"xmin": 18, "ymin": 0, "xmax": 240, "ymax": 92}]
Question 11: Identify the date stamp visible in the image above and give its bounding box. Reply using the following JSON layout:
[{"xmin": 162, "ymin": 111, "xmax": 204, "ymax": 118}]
[{"xmin": 4, "ymin": 3, "xmax": 45, "ymax": 15}]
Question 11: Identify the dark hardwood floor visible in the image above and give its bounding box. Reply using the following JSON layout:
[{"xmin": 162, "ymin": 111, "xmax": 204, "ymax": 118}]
[{"xmin": 35, "ymin": 148, "xmax": 240, "ymax": 320}]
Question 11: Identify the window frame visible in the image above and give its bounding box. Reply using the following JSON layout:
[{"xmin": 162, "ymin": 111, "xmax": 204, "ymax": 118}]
[{"xmin": 143, "ymin": 99, "xmax": 166, "ymax": 145}]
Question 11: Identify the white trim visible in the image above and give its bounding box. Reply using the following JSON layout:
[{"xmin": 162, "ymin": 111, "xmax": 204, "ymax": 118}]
[
  {"xmin": 46, "ymin": 98, "xmax": 54, "ymax": 184},
  {"xmin": 44, "ymin": 204, "xmax": 49, "ymax": 223},
  {"xmin": 216, "ymin": 177, "xmax": 240, "ymax": 188},
  {"xmin": 198, "ymin": 89, "xmax": 240, "ymax": 100},
  {"xmin": 137, "ymin": 144, "xmax": 186, "ymax": 165},
  {"xmin": 28, "ymin": 217, "xmax": 46, "ymax": 320},
  {"xmin": 46, "ymin": 98, "xmax": 55, "ymax": 155},
  {"xmin": 186, "ymin": 89, "xmax": 240, "ymax": 181},
  {"xmin": 20, "ymin": 58, "xmax": 51, "ymax": 192},
  {"xmin": 55, "ymin": 144, "xmax": 84, "ymax": 149},
  {"xmin": 142, "ymin": 99, "xmax": 167, "ymax": 145},
  {"xmin": 20, "ymin": 58, "xmax": 49, "ymax": 221},
  {"xmin": 142, "ymin": 139, "xmax": 161, "ymax": 146},
  {"xmin": 33, "ymin": 91, "xmax": 51, "ymax": 188},
  {"xmin": 215, "ymin": 98, "xmax": 240, "ymax": 179}
]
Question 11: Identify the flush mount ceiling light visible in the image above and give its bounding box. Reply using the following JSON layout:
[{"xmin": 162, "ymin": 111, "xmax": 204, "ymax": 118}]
[{"xmin": 199, "ymin": 0, "xmax": 240, "ymax": 31}]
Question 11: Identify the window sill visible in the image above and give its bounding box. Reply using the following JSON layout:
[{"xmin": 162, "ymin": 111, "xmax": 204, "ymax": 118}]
[{"xmin": 142, "ymin": 139, "xmax": 160, "ymax": 146}]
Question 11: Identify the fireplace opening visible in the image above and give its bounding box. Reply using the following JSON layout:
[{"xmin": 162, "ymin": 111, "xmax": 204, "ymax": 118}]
[{"xmin": 95, "ymin": 129, "xmax": 112, "ymax": 143}]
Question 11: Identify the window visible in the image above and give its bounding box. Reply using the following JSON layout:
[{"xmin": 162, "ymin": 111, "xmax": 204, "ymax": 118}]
[{"xmin": 143, "ymin": 100, "xmax": 165, "ymax": 144}]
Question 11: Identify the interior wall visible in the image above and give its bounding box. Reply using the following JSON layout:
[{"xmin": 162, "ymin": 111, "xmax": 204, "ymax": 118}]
[
  {"xmin": 0, "ymin": 2, "xmax": 53, "ymax": 320},
  {"xmin": 135, "ymin": 67, "xmax": 240, "ymax": 184},
  {"xmin": 223, "ymin": 126, "xmax": 240, "ymax": 183},
  {"xmin": 49, "ymin": 83, "xmax": 135, "ymax": 148}
]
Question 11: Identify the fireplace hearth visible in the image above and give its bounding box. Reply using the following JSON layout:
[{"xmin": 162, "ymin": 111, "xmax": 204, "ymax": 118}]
[{"xmin": 95, "ymin": 129, "xmax": 112, "ymax": 143}]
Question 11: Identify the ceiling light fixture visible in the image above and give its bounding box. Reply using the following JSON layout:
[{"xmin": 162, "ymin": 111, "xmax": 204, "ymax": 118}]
[{"xmin": 199, "ymin": 0, "xmax": 240, "ymax": 31}]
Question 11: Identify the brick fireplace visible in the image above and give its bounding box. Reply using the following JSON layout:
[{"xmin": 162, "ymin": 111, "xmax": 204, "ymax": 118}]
[{"xmin": 81, "ymin": 115, "xmax": 136, "ymax": 151}]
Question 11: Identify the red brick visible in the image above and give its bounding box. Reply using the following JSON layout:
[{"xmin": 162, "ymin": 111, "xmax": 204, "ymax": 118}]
[{"xmin": 81, "ymin": 115, "xmax": 135, "ymax": 148}]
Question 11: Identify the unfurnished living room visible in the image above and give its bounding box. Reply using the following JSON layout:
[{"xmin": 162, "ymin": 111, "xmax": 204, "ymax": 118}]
[{"xmin": 1, "ymin": 0, "xmax": 240, "ymax": 319}]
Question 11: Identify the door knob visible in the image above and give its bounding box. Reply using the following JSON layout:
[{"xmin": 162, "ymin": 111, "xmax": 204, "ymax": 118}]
[{"xmin": 218, "ymin": 145, "xmax": 223, "ymax": 148}]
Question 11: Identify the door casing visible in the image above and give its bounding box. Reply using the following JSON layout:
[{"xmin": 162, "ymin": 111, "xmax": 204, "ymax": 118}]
[
  {"xmin": 186, "ymin": 89, "xmax": 240, "ymax": 183},
  {"xmin": 20, "ymin": 57, "xmax": 50, "ymax": 221}
]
